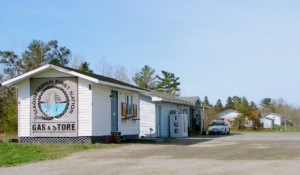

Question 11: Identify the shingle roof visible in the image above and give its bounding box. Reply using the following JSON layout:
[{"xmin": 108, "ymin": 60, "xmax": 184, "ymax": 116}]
[
  {"xmin": 248, "ymin": 110, "xmax": 260, "ymax": 117},
  {"xmin": 55, "ymin": 65, "xmax": 148, "ymax": 91},
  {"xmin": 179, "ymin": 96, "xmax": 200, "ymax": 104}
]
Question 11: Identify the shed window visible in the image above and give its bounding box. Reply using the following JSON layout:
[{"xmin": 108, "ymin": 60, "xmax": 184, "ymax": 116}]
[{"xmin": 126, "ymin": 95, "xmax": 133, "ymax": 116}]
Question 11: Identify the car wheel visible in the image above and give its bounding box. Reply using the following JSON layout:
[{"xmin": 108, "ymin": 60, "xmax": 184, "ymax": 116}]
[{"xmin": 228, "ymin": 129, "xmax": 230, "ymax": 135}]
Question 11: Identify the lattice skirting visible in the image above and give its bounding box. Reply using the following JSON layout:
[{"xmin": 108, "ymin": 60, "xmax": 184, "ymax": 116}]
[
  {"xmin": 19, "ymin": 135, "xmax": 139, "ymax": 144},
  {"xmin": 19, "ymin": 137, "xmax": 92, "ymax": 144}
]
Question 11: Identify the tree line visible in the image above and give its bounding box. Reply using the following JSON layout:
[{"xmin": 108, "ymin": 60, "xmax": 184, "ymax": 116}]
[{"xmin": 202, "ymin": 95, "xmax": 300, "ymax": 131}]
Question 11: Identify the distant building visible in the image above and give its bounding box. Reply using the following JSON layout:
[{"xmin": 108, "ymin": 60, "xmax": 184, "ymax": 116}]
[
  {"xmin": 262, "ymin": 113, "xmax": 283, "ymax": 126},
  {"xmin": 260, "ymin": 116, "xmax": 274, "ymax": 129}
]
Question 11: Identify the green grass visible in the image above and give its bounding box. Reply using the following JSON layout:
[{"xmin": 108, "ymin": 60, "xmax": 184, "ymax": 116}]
[
  {"xmin": 0, "ymin": 135, "xmax": 124, "ymax": 166},
  {"xmin": 231, "ymin": 125, "xmax": 300, "ymax": 133}
]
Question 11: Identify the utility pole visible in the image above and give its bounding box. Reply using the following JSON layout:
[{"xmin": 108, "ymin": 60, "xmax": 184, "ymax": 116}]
[{"xmin": 285, "ymin": 118, "xmax": 287, "ymax": 131}]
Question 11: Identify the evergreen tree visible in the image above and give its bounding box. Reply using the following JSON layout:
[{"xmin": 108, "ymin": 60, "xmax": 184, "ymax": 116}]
[
  {"xmin": 260, "ymin": 98, "xmax": 274, "ymax": 113},
  {"xmin": 155, "ymin": 70, "xmax": 180, "ymax": 95},
  {"xmin": 47, "ymin": 40, "xmax": 72, "ymax": 67},
  {"xmin": 78, "ymin": 62, "xmax": 93, "ymax": 73},
  {"xmin": 232, "ymin": 96, "xmax": 241, "ymax": 109},
  {"xmin": 225, "ymin": 96, "xmax": 234, "ymax": 108},
  {"xmin": 132, "ymin": 65, "xmax": 157, "ymax": 89},
  {"xmin": 0, "ymin": 51, "xmax": 24, "ymax": 78},
  {"xmin": 1, "ymin": 39, "xmax": 73, "ymax": 78},
  {"xmin": 22, "ymin": 40, "xmax": 51, "ymax": 72},
  {"xmin": 203, "ymin": 96, "xmax": 210, "ymax": 106},
  {"xmin": 233, "ymin": 96, "xmax": 251, "ymax": 130},
  {"xmin": 249, "ymin": 101, "xmax": 257, "ymax": 110},
  {"xmin": 214, "ymin": 99, "xmax": 224, "ymax": 111},
  {"xmin": 239, "ymin": 96, "xmax": 249, "ymax": 113},
  {"xmin": 0, "ymin": 86, "xmax": 17, "ymax": 134}
]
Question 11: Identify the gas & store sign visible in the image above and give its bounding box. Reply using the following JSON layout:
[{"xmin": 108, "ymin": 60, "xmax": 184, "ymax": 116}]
[{"xmin": 30, "ymin": 78, "xmax": 78, "ymax": 137}]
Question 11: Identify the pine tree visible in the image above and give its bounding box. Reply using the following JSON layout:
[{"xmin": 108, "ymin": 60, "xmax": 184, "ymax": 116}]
[
  {"xmin": 22, "ymin": 40, "xmax": 51, "ymax": 71},
  {"xmin": 155, "ymin": 70, "xmax": 180, "ymax": 95},
  {"xmin": 203, "ymin": 96, "xmax": 210, "ymax": 106},
  {"xmin": 47, "ymin": 40, "xmax": 72, "ymax": 67},
  {"xmin": 259, "ymin": 98, "xmax": 273, "ymax": 113},
  {"xmin": 232, "ymin": 96, "xmax": 241, "ymax": 109},
  {"xmin": 214, "ymin": 99, "xmax": 224, "ymax": 111},
  {"xmin": 132, "ymin": 65, "xmax": 157, "ymax": 89},
  {"xmin": 225, "ymin": 96, "xmax": 234, "ymax": 108},
  {"xmin": 0, "ymin": 51, "xmax": 24, "ymax": 78},
  {"xmin": 239, "ymin": 96, "xmax": 249, "ymax": 113},
  {"xmin": 78, "ymin": 62, "xmax": 93, "ymax": 73},
  {"xmin": 249, "ymin": 101, "xmax": 257, "ymax": 110}
]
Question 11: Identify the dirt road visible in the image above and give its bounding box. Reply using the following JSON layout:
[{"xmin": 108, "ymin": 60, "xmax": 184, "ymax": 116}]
[{"xmin": 1, "ymin": 133, "xmax": 300, "ymax": 175}]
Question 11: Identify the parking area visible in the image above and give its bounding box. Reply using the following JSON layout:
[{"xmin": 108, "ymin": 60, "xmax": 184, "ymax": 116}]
[{"xmin": 1, "ymin": 133, "xmax": 300, "ymax": 175}]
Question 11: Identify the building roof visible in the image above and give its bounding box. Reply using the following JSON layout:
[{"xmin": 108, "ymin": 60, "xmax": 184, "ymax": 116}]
[
  {"xmin": 142, "ymin": 90, "xmax": 194, "ymax": 106},
  {"xmin": 262, "ymin": 116, "xmax": 275, "ymax": 120},
  {"xmin": 248, "ymin": 110, "xmax": 260, "ymax": 117},
  {"xmin": 1, "ymin": 64, "xmax": 149, "ymax": 93},
  {"xmin": 216, "ymin": 108, "xmax": 260, "ymax": 117},
  {"xmin": 262, "ymin": 113, "xmax": 282, "ymax": 118},
  {"xmin": 179, "ymin": 96, "xmax": 201, "ymax": 104}
]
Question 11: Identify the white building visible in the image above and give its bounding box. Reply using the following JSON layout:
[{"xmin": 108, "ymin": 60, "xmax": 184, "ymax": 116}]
[
  {"xmin": 260, "ymin": 116, "xmax": 274, "ymax": 129},
  {"xmin": 215, "ymin": 108, "xmax": 240, "ymax": 125},
  {"xmin": 139, "ymin": 92, "xmax": 204, "ymax": 137},
  {"xmin": 262, "ymin": 113, "xmax": 283, "ymax": 126},
  {"xmin": 1, "ymin": 64, "xmax": 149, "ymax": 143},
  {"xmin": 216, "ymin": 108, "xmax": 260, "ymax": 128}
]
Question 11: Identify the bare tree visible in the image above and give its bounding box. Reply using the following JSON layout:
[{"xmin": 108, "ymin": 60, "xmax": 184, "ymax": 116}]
[
  {"xmin": 114, "ymin": 65, "xmax": 131, "ymax": 84},
  {"xmin": 270, "ymin": 98, "xmax": 300, "ymax": 131},
  {"xmin": 95, "ymin": 58, "xmax": 133, "ymax": 84},
  {"xmin": 95, "ymin": 58, "xmax": 114, "ymax": 78},
  {"xmin": 70, "ymin": 53, "xmax": 85, "ymax": 69}
]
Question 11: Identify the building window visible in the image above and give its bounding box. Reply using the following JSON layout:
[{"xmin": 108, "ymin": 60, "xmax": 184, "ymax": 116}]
[
  {"xmin": 126, "ymin": 95, "xmax": 133, "ymax": 116},
  {"xmin": 182, "ymin": 108, "xmax": 188, "ymax": 114}
]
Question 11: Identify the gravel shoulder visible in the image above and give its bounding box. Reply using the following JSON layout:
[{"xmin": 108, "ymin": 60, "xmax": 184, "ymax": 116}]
[{"xmin": 1, "ymin": 133, "xmax": 300, "ymax": 175}]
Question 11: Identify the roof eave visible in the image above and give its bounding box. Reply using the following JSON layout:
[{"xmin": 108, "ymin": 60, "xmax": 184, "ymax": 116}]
[
  {"xmin": 1, "ymin": 64, "xmax": 150, "ymax": 93},
  {"xmin": 1, "ymin": 64, "xmax": 52, "ymax": 87}
]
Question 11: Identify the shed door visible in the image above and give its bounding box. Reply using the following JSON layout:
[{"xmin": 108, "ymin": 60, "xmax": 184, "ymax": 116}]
[
  {"xmin": 158, "ymin": 106, "xmax": 162, "ymax": 137},
  {"xmin": 111, "ymin": 91, "xmax": 118, "ymax": 132}
]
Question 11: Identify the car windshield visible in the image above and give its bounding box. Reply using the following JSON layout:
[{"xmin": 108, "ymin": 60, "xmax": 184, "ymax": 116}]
[{"xmin": 210, "ymin": 121, "xmax": 225, "ymax": 126}]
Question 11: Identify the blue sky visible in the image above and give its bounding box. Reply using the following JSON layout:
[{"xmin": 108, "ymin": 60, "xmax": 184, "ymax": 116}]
[{"xmin": 1, "ymin": 0, "xmax": 300, "ymax": 106}]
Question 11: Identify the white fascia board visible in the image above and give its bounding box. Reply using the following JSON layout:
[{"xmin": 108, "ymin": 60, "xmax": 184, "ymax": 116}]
[
  {"xmin": 1, "ymin": 64, "xmax": 51, "ymax": 87},
  {"xmin": 51, "ymin": 65, "xmax": 150, "ymax": 94}
]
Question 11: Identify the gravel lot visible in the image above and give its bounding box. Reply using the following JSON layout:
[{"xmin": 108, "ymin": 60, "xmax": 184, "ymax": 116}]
[{"xmin": 1, "ymin": 133, "xmax": 300, "ymax": 175}]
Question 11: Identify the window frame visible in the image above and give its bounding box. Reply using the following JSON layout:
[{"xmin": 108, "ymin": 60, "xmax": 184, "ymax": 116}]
[{"xmin": 125, "ymin": 94, "xmax": 133, "ymax": 116}]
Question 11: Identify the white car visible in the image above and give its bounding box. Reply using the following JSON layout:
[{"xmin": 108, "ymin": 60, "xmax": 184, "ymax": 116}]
[{"xmin": 208, "ymin": 121, "xmax": 230, "ymax": 135}]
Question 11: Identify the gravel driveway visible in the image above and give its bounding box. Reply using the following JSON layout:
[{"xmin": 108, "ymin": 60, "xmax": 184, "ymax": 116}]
[{"xmin": 1, "ymin": 133, "xmax": 300, "ymax": 175}]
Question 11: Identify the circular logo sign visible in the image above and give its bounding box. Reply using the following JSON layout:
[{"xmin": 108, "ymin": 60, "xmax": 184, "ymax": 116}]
[{"xmin": 38, "ymin": 86, "xmax": 69, "ymax": 120}]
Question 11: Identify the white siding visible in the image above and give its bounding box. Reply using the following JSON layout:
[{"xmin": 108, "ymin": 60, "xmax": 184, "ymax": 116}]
[
  {"xmin": 260, "ymin": 118, "xmax": 273, "ymax": 129},
  {"xmin": 118, "ymin": 90, "xmax": 140, "ymax": 135},
  {"xmin": 92, "ymin": 85, "xmax": 111, "ymax": 136},
  {"xmin": 78, "ymin": 78, "xmax": 92, "ymax": 136},
  {"xmin": 33, "ymin": 69, "xmax": 74, "ymax": 78},
  {"xmin": 139, "ymin": 95, "xmax": 156, "ymax": 137},
  {"xmin": 91, "ymin": 84, "xmax": 140, "ymax": 136},
  {"xmin": 18, "ymin": 79, "xmax": 30, "ymax": 137},
  {"xmin": 273, "ymin": 115, "xmax": 282, "ymax": 125},
  {"xmin": 158, "ymin": 103, "xmax": 178, "ymax": 137}
]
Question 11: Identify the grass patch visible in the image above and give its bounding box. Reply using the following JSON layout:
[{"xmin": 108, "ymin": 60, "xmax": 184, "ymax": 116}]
[{"xmin": 0, "ymin": 136, "xmax": 124, "ymax": 167}]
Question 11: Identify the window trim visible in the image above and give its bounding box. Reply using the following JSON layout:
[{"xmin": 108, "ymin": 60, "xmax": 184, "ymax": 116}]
[{"xmin": 125, "ymin": 94, "xmax": 133, "ymax": 117}]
